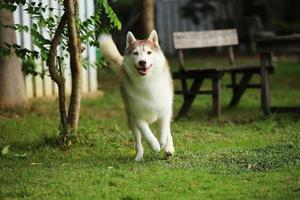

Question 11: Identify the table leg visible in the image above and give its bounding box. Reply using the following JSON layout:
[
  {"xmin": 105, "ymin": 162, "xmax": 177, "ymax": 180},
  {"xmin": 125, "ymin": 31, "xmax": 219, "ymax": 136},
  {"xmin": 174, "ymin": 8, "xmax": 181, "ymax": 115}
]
[
  {"xmin": 212, "ymin": 77, "xmax": 221, "ymax": 117},
  {"xmin": 176, "ymin": 78, "xmax": 204, "ymax": 119},
  {"xmin": 228, "ymin": 72, "xmax": 253, "ymax": 107},
  {"xmin": 260, "ymin": 53, "xmax": 272, "ymax": 115}
]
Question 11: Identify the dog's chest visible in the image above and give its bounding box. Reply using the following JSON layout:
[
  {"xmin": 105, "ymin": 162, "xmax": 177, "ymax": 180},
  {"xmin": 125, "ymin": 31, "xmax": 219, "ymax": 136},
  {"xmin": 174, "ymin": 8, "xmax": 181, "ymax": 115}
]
[{"xmin": 122, "ymin": 75, "xmax": 172, "ymax": 122}]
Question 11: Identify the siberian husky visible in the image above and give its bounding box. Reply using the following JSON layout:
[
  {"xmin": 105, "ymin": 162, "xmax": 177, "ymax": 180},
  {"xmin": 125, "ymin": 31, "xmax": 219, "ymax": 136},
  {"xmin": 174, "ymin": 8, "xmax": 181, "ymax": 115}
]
[{"xmin": 99, "ymin": 30, "xmax": 174, "ymax": 161}]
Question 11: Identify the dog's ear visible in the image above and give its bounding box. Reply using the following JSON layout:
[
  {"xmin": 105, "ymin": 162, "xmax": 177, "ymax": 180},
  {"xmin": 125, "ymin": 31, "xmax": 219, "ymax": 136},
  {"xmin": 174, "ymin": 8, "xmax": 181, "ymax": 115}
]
[
  {"xmin": 148, "ymin": 30, "xmax": 159, "ymax": 47},
  {"xmin": 126, "ymin": 31, "xmax": 136, "ymax": 48}
]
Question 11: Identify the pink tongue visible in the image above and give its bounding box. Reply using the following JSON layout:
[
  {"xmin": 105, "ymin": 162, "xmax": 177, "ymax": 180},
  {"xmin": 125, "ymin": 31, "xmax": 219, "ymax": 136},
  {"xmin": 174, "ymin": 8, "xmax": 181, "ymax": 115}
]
[{"xmin": 139, "ymin": 67, "xmax": 148, "ymax": 75}]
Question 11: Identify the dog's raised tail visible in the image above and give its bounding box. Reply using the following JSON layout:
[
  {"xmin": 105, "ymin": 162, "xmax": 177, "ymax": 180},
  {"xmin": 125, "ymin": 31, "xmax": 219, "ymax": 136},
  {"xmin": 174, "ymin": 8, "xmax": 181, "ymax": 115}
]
[{"xmin": 99, "ymin": 34, "xmax": 123, "ymax": 75}]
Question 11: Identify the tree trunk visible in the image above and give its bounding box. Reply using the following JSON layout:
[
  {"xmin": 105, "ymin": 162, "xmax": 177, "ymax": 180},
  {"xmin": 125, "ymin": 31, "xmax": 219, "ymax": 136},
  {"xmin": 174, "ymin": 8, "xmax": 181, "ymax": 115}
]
[
  {"xmin": 48, "ymin": 13, "xmax": 67, "ymax": 128},
  {"xmin": 65, "ymin": 0, "xmax": 82, "ymax": 131},
  {"xmin": 0, "ymin": 9, "xmax": 27, "ymax": 108},
  {"xmin": 142, "ymin": 0, "xmax": 154, "ymax": 36}
]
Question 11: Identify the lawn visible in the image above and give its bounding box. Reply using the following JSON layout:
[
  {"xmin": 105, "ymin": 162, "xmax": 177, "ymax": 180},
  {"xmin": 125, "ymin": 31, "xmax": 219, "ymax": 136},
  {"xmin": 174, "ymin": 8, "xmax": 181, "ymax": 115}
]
[{"xmin": 1, "ymin": 56, "xmax": 300, "ymax": 199}]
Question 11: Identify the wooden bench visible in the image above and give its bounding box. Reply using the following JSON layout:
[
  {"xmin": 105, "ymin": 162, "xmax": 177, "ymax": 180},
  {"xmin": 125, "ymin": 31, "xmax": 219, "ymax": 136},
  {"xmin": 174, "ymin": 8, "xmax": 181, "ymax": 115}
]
[
  {"xmin": 172, "ymin": 29, "xmax": 274, "ymax": 118},
  {"xmin": 256, "ymin": 34, "xmax": 300, "ymax": 115}
]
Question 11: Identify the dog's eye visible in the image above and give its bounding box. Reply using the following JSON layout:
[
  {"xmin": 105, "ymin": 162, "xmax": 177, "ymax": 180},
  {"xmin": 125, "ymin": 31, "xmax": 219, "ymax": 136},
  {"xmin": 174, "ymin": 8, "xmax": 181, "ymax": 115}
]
[
  {"xmin": 147, "ymin": 51, "xmax": 152, "ymax": 55},
  {"xmin": 133, "ymin": 52, "xmax": 138, "ymax": 56}
]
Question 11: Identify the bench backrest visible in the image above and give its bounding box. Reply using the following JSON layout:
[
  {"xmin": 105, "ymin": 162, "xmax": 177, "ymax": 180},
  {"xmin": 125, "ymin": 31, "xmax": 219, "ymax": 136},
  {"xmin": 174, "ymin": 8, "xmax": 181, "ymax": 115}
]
[
  {"xmin": 173, "ymin": 29, "xmax": 239, "ymax": 69},
  {"xmin": 173, "ymin": 29, "xmax": 239, "ymax": 50}
]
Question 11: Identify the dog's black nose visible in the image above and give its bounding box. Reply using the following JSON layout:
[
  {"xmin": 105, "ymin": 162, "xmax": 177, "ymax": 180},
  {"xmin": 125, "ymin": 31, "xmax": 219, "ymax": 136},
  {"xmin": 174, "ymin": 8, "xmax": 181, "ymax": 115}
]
[{"xmin": 138, "ymin": 60, "xmax": 146, "ymax": 67}]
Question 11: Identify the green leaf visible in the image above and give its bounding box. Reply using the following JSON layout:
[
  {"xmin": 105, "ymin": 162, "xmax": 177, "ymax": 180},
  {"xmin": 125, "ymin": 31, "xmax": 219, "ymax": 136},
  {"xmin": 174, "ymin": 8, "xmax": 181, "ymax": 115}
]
[
  {"xmin": 14, "ymin": 153, "xmax": 27, "ymax": 158},
  {"xmin": 1, "ymin": 145, "xmax": 10, "ymax": 155},
  {"xmin": 99, "ymin": 0, "xmax": 122, "ymax": 30}
]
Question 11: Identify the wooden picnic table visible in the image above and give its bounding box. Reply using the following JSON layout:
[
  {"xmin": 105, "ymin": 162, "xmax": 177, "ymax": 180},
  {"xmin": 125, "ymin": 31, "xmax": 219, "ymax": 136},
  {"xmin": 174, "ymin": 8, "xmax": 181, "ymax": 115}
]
[{"xmin": 256, "ymin": 34, "xmax": 300, "ymax": 114}]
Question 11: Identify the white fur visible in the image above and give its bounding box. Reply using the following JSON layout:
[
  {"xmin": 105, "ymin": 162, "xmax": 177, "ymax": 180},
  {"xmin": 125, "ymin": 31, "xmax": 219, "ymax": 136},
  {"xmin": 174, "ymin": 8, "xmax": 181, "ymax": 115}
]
[
  {"xmin": 99, "ymin": 30, "xmax": 174, "ymax": 161},
  {"xmin": 99, "ymin": 34, "xmax": 123, "ymax": 75}
]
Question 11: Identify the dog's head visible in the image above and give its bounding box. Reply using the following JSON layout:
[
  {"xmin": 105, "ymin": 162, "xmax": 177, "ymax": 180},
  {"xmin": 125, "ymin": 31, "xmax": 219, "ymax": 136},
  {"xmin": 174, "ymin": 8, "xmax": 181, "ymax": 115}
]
[{"xmin": 124, "ymin": 30, "xmax": 162, "ymax": 77}]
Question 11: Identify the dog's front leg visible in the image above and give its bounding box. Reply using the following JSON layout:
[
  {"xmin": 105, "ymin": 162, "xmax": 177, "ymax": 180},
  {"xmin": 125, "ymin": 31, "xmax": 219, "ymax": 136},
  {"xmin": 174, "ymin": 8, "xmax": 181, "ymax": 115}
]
[
  {"xmin": 158, "ymin": 116, "xmax": 170, "ymax": 148},
  {"xmin": 165, "ymin": 130, "xmax": 175, "ymax": 156},
  {"xmin": 159, "ymin": 115, "xmax": 175, "ymax": 156},
  {"xmin": 135, "ymin": 120, "xmax": 160, "ymax": 152},
  {"xmin": 129, "ymin": 122, "xmax": 144, "ymax": 161}
]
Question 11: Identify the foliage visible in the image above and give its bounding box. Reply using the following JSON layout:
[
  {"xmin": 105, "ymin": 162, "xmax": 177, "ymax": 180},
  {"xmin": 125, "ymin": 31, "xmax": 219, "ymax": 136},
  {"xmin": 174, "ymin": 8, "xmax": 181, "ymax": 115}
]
[
  {"xmin": 21, "ymin": 58, "xmax": 41, "ymax": 77},
  {"xmin": 272, "ymin": 20, "xmax": 300, "ymax": 35},
  {"xmin": 0, "ymin": 0, "xmax": 121, "ymax": 76},
  {"xmin": 1, "ymin": 145, "xmax": 10, "ymax": 155}
]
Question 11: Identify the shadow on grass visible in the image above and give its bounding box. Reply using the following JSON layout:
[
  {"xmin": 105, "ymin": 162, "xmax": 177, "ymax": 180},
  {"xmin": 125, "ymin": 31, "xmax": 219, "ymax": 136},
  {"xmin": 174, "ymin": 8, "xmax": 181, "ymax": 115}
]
[
  {"xmin": 164, "ymin": 143, "xmax": 300, "ymax": 174},
  {"xmin": 174, "ymin": 105, "xmax": 300, "ymax": 126},
  {"xmin": 2, "ymin": 136, "xmax": 299, "ymax": 178},
  {"xmin": 59, "ymin": 143, "xmax": 300, "ymax": 176}
]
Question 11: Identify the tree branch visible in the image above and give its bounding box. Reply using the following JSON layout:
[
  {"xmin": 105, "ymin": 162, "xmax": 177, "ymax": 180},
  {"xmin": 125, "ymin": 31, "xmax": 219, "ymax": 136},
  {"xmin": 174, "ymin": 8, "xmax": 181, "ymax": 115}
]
[
  {"xmin": 48, "ymin": 12, "xmax": 67, "ymax": 84},
  {"xmin": 48, "ymin": 12, "xmax": 68, "ymax": 127}
]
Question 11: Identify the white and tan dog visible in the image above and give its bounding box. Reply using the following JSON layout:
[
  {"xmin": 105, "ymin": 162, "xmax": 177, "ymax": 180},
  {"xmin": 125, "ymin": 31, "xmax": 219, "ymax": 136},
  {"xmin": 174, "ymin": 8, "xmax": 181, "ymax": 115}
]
[{"xmin": 99, "ymin": 30, "xmax": 174, "ymax": 161}]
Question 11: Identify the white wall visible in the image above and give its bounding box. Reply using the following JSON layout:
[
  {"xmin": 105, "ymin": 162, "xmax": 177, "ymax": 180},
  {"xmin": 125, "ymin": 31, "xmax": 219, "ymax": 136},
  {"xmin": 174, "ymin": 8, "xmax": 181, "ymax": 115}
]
[{"xmin": 14, "ymin": 0, "xmax": 98, "ymax": 98}]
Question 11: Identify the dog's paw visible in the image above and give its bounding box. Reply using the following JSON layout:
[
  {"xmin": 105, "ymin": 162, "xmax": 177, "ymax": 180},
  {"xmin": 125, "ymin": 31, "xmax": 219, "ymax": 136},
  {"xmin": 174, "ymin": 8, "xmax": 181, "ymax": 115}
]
[
  {"xmin": 159, "ymin": 140, "xmax": 166, "ymax": 149},
  {"xmin": 159, "ymin": 135, "xmax": 167, "ymax": 149},
  {"xmin": 151, "ymin": 139, "xmax": 161, "ymax": 152},
  {"xmin": 134, "ymin": 154, "xmax": 143, "ymax": 162},
  {"xmin": 164, "ymin": 145, "xmax": 175, "ymax": 157}
]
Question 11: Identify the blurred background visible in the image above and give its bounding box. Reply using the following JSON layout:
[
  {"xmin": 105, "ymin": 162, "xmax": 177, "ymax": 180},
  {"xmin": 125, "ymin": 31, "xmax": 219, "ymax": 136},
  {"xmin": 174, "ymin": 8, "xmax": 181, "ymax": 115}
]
[
  {"xmin": 110, "ymin": 0, "xmax": 300, "ymax": 55},
  {"xmin": 2, "ymin": 1, "xmax": 300, "ymax": 198}
]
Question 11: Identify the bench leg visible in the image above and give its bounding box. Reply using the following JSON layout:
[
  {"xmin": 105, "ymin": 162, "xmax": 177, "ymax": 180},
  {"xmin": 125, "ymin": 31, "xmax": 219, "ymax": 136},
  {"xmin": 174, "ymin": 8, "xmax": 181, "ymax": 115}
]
[
  {"xmin": 176, "ymin": 78, "xmax": 204, "ymax": 119},
  {"xmin": 228, "ymin": 72, "xmax": 253, "ymax": 107},
  {"xmin": 212, "ymin": 78, "xmax": 221, "ymax": 117},
  {"xmin": 260, "ymin": 53, "xmax": 272, "ymax": 115},
  {"xmin": 231, "ymin": 72, "xmax": 237, "ymax": 94}
]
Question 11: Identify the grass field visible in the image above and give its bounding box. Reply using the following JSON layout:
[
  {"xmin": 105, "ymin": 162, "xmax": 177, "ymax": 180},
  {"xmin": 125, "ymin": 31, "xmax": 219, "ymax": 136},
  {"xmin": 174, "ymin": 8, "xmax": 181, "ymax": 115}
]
[{"xmin": 1, "ymin": 56, "xmax": 300, "ymax": 199}]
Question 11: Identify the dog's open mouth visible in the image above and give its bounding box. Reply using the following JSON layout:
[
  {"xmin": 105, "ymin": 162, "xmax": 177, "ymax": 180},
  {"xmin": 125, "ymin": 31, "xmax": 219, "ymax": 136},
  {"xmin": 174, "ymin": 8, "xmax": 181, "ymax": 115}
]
[{"xmin": 137, "ymin": 65, "xmax": 152, "ymax": 76}]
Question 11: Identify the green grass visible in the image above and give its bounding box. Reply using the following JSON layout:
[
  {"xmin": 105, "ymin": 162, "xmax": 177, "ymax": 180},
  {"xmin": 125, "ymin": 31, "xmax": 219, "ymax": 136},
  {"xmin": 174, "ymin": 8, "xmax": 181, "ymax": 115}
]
[{"xmin": 1, "ymin": 56, "xmax": 300, "ymax": 199}]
